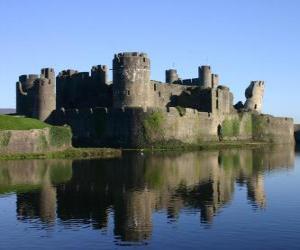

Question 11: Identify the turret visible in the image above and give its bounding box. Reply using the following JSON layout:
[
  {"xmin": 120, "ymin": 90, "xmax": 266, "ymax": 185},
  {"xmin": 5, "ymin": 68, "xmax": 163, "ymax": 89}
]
[
  {"xmin": 112, "ymin": 52, "xmax": 151, "ymax": 108},
  {"xmin": 91, "ymin": 65, "xmax": 108, "ymax": 84},
  {"xmin": 41, "ymin": 68, "xmax": 55, "ymax": 83},
  {"xmin": 198, "ymin": 65, "xmax": 212, "ymax": 88},
  {"xmin": 212, "ymin": 74, "xmax": 219, "ymax": 88},
  {"xmin": 165, "ymin": 69, "xmax": 179, "ymax": 84},
  {"xmin": 32, "ymin": 70, "xmax": 56, "ymax": 121}
]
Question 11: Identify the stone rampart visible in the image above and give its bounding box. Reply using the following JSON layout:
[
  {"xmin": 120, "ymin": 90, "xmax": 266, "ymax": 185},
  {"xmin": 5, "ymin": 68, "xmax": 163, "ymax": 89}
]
[
  {"xmin": 0, "ymin": 127, "xmax": 72, "ymax": 154},
  {"xmin": 48, "ymin": 107, "xmax": 294, "ymax": 148}
]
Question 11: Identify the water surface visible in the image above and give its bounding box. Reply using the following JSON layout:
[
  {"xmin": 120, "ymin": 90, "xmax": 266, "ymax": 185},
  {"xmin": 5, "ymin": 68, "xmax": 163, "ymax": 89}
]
[{"xmin": 0, "ymin": 145, "xmax": 299, "ymax": 249}]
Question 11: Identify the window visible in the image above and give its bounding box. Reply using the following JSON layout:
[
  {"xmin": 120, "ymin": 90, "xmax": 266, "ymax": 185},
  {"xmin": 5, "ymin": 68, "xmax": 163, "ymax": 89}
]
[
  {"xmin": 127, "ymin": 90, "xmax": 130, "ymax": 96},
  {"xmin": 158, "ymin": 91, "xmax": 161, "ymax": 97},
  {"xmin": 154, "ymin": 84, "xmax": 157, "ymax": 91},
  {"xmin": 216, "ymin": 90, "xmax": 218, "ymax": 97},
  {"xmin": 254, "ymin": 104, "xmax": 257, "ymax": 109},
  {"xmin": 216, "ymin": 99, "xmax": 219, "ymax": 109}
]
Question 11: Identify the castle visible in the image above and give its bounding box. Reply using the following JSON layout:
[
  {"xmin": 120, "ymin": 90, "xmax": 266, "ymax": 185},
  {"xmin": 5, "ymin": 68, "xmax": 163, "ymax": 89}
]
[{"xmin": 15, "ymin": 52, "xmax": 294, "ymax": 147}]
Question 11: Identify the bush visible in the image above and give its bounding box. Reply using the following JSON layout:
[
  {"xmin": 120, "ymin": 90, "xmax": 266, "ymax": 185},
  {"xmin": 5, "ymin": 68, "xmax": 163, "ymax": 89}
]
[
  {"xmin": 49, "ymin": 126, "xmax": 72, "ymax": 147},
  {"xmin": 143, "ymin": 111, "xmax": 165, "ymax": 142}
]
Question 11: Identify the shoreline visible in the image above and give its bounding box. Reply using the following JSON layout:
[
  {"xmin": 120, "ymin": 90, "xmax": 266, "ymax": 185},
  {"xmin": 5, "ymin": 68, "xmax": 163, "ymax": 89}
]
[
  {"xmin": 0, "ymin": 141, "xmax": 295, "ymax": 160},
  {"xmin": 0, "ymin": 148, "xmax": 122, "ymax": 160}
]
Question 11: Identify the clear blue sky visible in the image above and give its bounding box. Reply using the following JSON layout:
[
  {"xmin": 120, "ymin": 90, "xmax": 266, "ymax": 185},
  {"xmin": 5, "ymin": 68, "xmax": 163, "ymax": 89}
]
[{"xmin": 0, "ymin": 0, "xmax": 299, "ymax": 121}]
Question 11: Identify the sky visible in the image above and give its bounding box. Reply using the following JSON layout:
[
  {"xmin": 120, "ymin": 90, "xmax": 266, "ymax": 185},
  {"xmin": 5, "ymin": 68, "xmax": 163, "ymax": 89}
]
[{"xmin": 0, "ymin": 0, "xmax": 299, "ymax": 121}]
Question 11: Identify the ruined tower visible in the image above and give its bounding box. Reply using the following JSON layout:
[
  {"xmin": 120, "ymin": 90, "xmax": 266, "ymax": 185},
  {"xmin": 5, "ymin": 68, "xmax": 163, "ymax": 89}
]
[
  {"xmin": 244, "ymin": 81, "xmax": 265, "ymax": 113},
  {"xmin": 112, "ymin": 52, "xmax": 151, "ymax": 108},
  {"xmin": 16, "ymin": 68, "xmax": 56, "ymax": 121},
  {"xmin": 16, "ymin": 74, "xmax": 39, "ymax": 116},
  {"xmin": 165, "ymin": 69, "xmax": 179, "ymax": 84}
]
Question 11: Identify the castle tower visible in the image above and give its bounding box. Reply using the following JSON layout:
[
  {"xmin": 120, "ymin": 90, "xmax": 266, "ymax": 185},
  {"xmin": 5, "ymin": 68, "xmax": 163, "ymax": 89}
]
[
  {"xmin": 244, "ymin": 81, "xmax": 265, "ymax": 113},
  {"xmin": 165, "ymin": 69, "xmax": 179, "ymax": 84},
  {"xmin": 28, "ymin": 68, "xmax": 56, "ymax": 121},
  {"xmin": 91, "ymin": 65, "xmax": 108, "ymax": 84},
  {"xmin": 198, "ymin": 65, "xmax": 212, "ymax": 88},
  {"xmin": 16, "ymin": 74, "xmax": 39, "ymax": 116},
  {"xmin": 112, "ymin": 52, "xmax": 151, "ymax": 108}
]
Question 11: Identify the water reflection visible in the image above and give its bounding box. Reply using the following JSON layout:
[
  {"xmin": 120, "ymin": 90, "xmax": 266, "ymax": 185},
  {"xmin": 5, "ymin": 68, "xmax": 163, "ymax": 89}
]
[{"xmin": 0, "ymin": 145, "xmax": 295, "ymax": 243}]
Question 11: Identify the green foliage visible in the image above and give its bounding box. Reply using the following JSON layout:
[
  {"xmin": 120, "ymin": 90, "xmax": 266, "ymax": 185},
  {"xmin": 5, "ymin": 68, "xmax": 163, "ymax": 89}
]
[
  {"xmin": 175, "ymin": 106, "xmax": 186, "ymax": 116},
  {"xmin": 244, "ymin": 116, "xmax": 253, "ymax": 134},
  {"xmin": 37, "ymin": 134, "xmax": 48, "ymax": 151},
  {"xmin": 49, "ymin": 126, "xmax": 72, "ymax": 147},
  {"xmin": 143, "ymin": 111, "xmax": 165, "ymax": 142},
  {"xmin": 0, "ymin": 131, "xmax": 11, "ymax": 147},
  {"xmin": 222, "ymin": 118, "xmax": 240, "ymax": 137},
  {"xmin": 0, "ymin": 148, "xmax": 121, "ymax": 160},
  {"xmin": 0, "ymin": 115, "xmax": 49, "ymax": 130}
]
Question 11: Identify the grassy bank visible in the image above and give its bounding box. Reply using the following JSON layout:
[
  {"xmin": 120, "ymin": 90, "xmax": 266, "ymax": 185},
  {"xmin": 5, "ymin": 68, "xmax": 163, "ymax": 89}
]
[
  {"xmin": 122, "ymin": 140, "xmax": 274, "ymax": 152},
  {"xmin": 0, "ymin": 115, "xmax": 50, "ymax": 130},
  {"xmin": 0, "ymin": 148, "xmax": 121, "ymax": 160}
]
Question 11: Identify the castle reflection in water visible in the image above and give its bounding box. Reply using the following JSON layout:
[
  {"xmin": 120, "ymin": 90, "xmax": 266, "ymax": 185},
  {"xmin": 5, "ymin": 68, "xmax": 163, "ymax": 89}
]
[{"xmin": 0, "ymin": 145, "xmax": 295, "ymax": 243}]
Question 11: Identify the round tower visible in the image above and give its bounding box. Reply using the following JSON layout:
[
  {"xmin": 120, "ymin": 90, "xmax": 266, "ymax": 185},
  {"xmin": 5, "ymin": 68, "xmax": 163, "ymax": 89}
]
[
  {"xmin": 112, "ymin": 52, "xmax": 151, "ymax": 108},
  {"xmin": 165, "ymin": 69, "xmax": 179, "ymax": 84},
  {"xmin": 32, "ymin": 69, "xmax": 56, "ymax": 121},
  {"xmin": 199, "ymin": 65, "xmax": 212, "ymax": 88}
]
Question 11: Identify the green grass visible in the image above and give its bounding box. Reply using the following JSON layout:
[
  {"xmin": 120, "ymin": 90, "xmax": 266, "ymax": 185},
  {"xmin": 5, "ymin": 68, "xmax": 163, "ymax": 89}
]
[
  {"xmin": 222, "ymin": 118, "xmax": 240, "ymax": 137},
  {"xmin": 0, "ymin": 115, "xmax": 50, "ymax": 131},
  {"xmin": 0, "ymin": 148, "xmax": 121, "ymax": 160}
]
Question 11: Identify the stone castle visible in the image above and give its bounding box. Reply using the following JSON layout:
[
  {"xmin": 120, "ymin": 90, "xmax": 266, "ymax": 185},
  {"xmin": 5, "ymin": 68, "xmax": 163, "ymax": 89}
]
[{"xmin": 15, "ymin": 52, "xmax": 294, "ymax": 147}]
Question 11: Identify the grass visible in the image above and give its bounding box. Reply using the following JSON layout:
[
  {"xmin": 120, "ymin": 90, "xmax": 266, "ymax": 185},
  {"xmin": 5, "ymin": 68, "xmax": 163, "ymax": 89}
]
[
  {"xmin": 123, "ymin": 140, "xmax": 270, "ymax": 152},
  {"xmin": 0, "ymin": 148, "xmax": 121, "ymax": 160},
  {"xmin": 0, "ymin": 115, "xmax": 50, "ymax": 131}
]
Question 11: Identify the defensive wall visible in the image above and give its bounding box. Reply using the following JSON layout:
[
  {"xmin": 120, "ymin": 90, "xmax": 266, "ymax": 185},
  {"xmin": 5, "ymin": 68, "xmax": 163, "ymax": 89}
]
[
  {"xmin": 48, "ymin": 107, "xmax": 294, "ymax": 148},
  {"xmin": 0, "ymin": 127, "xmax": 72, "ymax": 154}
]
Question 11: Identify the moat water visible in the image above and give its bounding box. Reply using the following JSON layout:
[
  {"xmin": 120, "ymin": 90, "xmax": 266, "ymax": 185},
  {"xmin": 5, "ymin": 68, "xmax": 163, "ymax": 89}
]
[{"xmin": 0, "ymin": 146, "xmax": 300, "ymax": 249}]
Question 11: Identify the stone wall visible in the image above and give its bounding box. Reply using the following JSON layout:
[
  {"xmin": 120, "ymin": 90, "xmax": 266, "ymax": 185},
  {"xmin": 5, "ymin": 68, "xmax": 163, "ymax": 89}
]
[
  {"xmin": 252, "ymin": 114, "xmax": 294, "ymax": 144},
  {"xmin": 48, "ymin": 107, "xmax": 294, "ymax": 148},
  {"xmin": 0, "ymin": 127, "xmax": 72, "ymax": 154}
]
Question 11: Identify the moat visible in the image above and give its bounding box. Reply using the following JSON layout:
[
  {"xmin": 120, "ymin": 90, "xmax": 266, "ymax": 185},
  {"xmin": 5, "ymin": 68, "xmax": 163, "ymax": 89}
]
[{"xmin": 0, "ymin": 146, "xmax": 299, "ymax": 249}]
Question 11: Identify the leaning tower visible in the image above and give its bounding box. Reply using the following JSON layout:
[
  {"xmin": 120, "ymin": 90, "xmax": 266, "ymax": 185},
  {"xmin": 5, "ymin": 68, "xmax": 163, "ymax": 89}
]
[{"xmin": 112, "ymin": 52, "xmax": 152, "ymax": 108}]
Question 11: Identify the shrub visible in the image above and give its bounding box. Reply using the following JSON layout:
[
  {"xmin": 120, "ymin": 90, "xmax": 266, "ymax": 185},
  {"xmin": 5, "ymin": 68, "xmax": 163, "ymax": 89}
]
[
  {"xmin": 49, "ymin": 126, "xmax": 72, "ymax": 147},
  {"xmin": 143, "ymin": 111, "xmax": 165, "ymax": 142}
]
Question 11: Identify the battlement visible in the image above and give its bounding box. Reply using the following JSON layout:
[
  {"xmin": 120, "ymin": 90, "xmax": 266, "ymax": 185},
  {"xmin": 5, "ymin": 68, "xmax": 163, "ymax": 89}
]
[
  {"xmin": 58, "ymin": 69, "xmax": 78, "ymax": 78},
  {"xmin": 41, "ymin": 68, "xmax": 55, "ymax": 79},
  {"xmin": 91, "ymin": 65, "xmax": 108, "ymax": 72},
  {"xmin": 251, "ymin": 80, "xmax": 264, "ymax": 86},
  {"xmin": 18, "ymin": 74, "xmax": 39, "ymax": 83},
  {"xmin": 115, "ymin": 52, "xmax": 148, "ymax": 58}
]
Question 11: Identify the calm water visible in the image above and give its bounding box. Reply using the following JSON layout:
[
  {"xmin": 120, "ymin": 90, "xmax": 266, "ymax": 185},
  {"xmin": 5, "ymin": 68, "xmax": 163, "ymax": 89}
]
[{"xmin": 0, "ymin": 146, "xmax": 299, "ymax": 249}]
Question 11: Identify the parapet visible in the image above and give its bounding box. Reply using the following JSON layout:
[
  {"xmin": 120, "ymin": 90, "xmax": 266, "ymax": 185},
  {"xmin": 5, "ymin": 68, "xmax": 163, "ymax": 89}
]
[
  {"xmin": 18, "ymin": 74, "xmax": 39, "ymax": 83},
  {"xmin": 115, "ymin": 52, "xmax": 148, "ymax": 58},
  {"xmin": 41, "ymin": 68, "xmax": 55, "ymax": 79},
  {"xmin": 58, "ymin": 69, "xmax": 78, "ymax": 78},
  {"xmin": 91, "ymin": 65, "xmax": 108, "ymax": 73}
]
